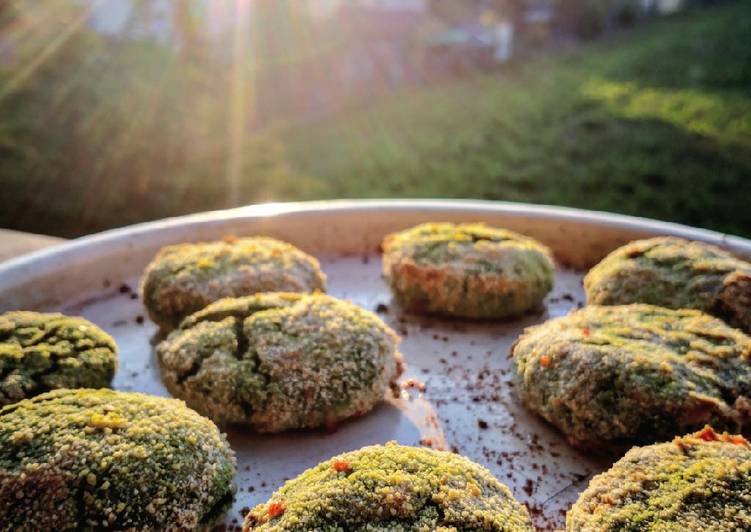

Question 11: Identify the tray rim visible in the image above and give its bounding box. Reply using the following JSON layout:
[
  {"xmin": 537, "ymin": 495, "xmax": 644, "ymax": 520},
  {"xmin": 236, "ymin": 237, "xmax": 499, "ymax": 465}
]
[{"xmin": 2, "ymin": 198, "xmax": 750, "ymax": 287}]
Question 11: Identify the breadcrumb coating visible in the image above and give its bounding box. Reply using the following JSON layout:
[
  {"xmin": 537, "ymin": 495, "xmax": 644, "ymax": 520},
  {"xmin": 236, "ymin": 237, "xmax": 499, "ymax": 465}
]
[{"xmin": 244, "ymin": 442, "xmax": 533, "ymax": 531}]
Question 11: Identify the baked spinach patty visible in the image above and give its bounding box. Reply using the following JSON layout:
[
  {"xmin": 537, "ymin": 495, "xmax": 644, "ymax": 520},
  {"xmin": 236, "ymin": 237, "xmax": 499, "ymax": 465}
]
[
  {"xmin": 585, "ymin": 237, "xmax": 751, "ymax": 332},
  {"xmin": 382, "ymin": 223, "xmax": 554, "ymax": 318},
  {"xmin": 157, "ymin": 292, "xmax": 403, "ymax": 432},
  {"xmin": 0, "ymin": 389, "xmax": 236, "ymax": 531},
  {"xmin": 0, "ymin": 311, "xmax": 117, "ymax": 406},
  {"xmin": 512, "ymin": 304, "xmax": 751, "ymax": 451},
  {"xmin": 244, "ymin": 442, "xmax": 533, "ymax": 531},
  {"xmin": 141, "ymin": 237, "xmax": 326, "ymax": 329},
  {"xmin": 567, "ymin": 427, "xmax": 751, "ymax": 531}
]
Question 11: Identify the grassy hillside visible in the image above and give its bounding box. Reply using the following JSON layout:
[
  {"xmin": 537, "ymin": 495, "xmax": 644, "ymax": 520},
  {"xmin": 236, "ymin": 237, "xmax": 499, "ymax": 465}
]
[
  {"xmin": 282, "ymin": 1, "xmax": 751, "ymax": 236},
  {"xmin": 1, "ymin": 1, "xmax": 749, "ymax": 237}
]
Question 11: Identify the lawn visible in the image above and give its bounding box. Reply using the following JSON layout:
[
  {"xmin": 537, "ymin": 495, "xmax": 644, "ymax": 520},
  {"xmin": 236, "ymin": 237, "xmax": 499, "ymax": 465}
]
[
  {"xmin": 281, "ymin": 0, "xmax": 751, "ymax": 237},
  {"xmin": 1, "ymin": 1, "xmax": 750, "ymax": 238}
]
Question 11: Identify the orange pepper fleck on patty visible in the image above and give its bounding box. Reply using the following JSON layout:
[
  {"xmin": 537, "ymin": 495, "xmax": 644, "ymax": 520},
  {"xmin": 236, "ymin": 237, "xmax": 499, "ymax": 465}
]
[
  {"xmin": 267, "ymin": 502, "xmax": 285, "ymax": 518},
  {"xmin": 331, "ymin": 459, "xmax": 351, "ymax": 473}
]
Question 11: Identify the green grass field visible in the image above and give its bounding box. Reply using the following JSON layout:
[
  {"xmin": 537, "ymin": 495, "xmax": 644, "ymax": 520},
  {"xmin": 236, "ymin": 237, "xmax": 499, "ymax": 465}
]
[
  {"xmin": 1, "ymin": 1, "xmax": 750, "ymax": 237},
  {"xmin": 281, "ymin": 1, "xmax": 751, "ymax": 237}
]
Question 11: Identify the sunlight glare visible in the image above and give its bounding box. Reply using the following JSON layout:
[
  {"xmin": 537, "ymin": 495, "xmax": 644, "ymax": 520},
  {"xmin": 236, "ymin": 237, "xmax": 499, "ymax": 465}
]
[{"xmin": 227, "ymin": 0, "xmax": 252, "ymax": 207}]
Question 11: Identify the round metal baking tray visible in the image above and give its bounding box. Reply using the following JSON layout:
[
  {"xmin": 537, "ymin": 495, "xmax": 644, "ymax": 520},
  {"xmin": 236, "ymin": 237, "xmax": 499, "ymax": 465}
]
[{"xmin": 2, "ymin": 200, "xmax": 749, "ymax": 529}]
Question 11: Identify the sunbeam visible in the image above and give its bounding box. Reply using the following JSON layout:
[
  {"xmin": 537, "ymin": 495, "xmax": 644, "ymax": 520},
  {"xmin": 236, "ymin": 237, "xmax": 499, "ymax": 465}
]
[
  {"xmin": 0, "ymin": 1, "xmax": 97, "ymax": 101},
  {"xmin": 227, "ymin": 0, "xmax": 252, "ymax": 207}
]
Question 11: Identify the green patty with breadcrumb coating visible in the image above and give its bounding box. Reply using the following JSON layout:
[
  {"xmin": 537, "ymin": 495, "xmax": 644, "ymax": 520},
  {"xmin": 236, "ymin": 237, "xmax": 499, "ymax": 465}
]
[
  {"xmin": 0, "ymin": 311, "xmax": 117, "ymax": 406},
  {"xmin": 512, "ymin": 304, "xmax": 751, "ymax": 451},
  {"xmin": 244, "ymin": 442, "xmax": 533, "ymax": 531},
  {"xmin": 567, "ymin": 427, "xmax": 751, "ymax": 531},
  {"xmin": 141, "ymin": 237, "xmax": 326, "ymax": 329},
  {"xmin": 382, "ymin": 223, "xmax": 554, "ymax": 319},
  {"xmin": 0, "ymin": 388, "xmax": 236, "ymax": 531},
  {"xmin": 584, "ymin": 236, "xmax": 751, "ymax": 333},
  {"xmin": 156, "ymin": 292, "xmax": 403, "ymax": 432}
]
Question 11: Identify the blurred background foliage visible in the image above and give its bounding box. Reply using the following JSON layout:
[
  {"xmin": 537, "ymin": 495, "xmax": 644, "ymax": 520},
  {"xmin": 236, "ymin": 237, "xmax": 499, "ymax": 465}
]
[{"xmin": 0, "ymin": 0, "xmax": 749, "ymax": 237}]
